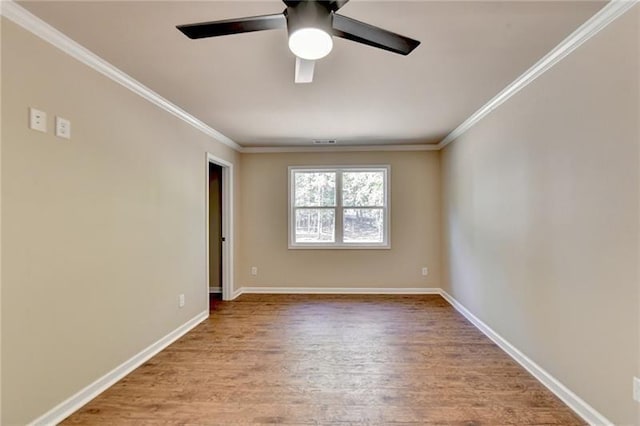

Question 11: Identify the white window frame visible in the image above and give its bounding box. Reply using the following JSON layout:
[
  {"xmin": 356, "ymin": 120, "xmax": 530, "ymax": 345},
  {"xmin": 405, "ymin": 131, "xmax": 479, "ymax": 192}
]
[{"xmin": 288, "ymin": 165, "xmax": 390, "ymax": 249}]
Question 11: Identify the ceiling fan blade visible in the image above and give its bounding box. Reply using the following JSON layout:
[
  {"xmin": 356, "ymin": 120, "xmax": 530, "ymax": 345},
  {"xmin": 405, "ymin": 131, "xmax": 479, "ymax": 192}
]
[
  {"xmin": 327, "ymin": 0, "xmax": 350, "ymax": 11},
  {"xmin": 295, "ymin": 57, "xmax": 315, "ymax": 84},
  {"xmin": 177, "ymin": 13, "xmax": 286, "ymax": 39},
  {"xmin": 332, "ymin": 14, "xmax": 420, "ymax": 55}
]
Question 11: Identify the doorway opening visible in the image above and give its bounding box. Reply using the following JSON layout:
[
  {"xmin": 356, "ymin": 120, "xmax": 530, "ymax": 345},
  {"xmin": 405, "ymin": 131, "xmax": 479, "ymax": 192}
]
[
  {"xmin": 206, "ymin": 153, "xmax": 234, "ymax": 305},
  {"xmin": 209, "ymin": 162, "xmax": 223, "ymax": 309}
]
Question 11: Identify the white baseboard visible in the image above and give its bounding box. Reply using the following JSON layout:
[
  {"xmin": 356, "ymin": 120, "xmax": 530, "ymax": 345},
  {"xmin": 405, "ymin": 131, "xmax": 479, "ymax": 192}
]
[
  {"xmin": 232, "ymin": 286, "xmax": 610, "ymax": 424},
  {"xmin": 231, "ymin": 287, "xmax": 243, "ymax": 300},
  {"xmin": 29, "ymin": 288, "xmax": 611, "ymax": 426},
  {"xmin": 234, "ymin": 286, "xmax": 441, "ymax": 296},
  {"xmin": 438, "ymin": 290, "xmax": 611, "ymax": 426},
  {"xmin": 28, "ymin": 310, "xmax": 209, "ymax": 426},
  {"xmin": 209, "ymin": 286, "xmax": 222, "ymax": 294}
]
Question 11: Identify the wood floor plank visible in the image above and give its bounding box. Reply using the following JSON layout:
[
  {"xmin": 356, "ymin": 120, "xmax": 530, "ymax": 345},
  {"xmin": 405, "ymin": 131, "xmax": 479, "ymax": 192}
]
[{"xmin": 62, "ymin": 294, "xmax": 584, "ymax": 425}]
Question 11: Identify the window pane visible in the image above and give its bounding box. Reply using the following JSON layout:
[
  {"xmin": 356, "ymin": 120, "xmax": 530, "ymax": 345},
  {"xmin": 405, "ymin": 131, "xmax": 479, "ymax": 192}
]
[
  {"xmin": 342, "ymin": 171, "xmax": 384, "ymax": 207},
  {"xmin": 343, "ymin": 208, "xmax": 384, "ymax": 243},
  {"xmin": 295, "ymin": 209, "xmax": 335, "ymax": 243},
  {"xmin": 295, "ymin": 172, "xmax": 336, "ymax": 207}
]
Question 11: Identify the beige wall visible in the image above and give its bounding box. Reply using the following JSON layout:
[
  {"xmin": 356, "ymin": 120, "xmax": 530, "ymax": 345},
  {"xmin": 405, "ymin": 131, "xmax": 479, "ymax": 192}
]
[
  {"xmin": 1, "ymin": 19, "xmax": 240, "ymax": 424},
  {"xmin": 238, "ymin": 151, "xmax": 440, "ymax": 289},
  {"xmin": 441, "ymin": 8, "xmax": 639, "ymax": 425}
]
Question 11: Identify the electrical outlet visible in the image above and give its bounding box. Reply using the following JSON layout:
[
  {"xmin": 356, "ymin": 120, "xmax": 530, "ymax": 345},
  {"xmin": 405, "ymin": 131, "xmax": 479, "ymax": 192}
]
[
  {"xmin": 634, "ymin": 377, "xmax": 640, "ymax": 403},
  {"xmin": 29, "ymin": 108, "xmax": 47, "ymax": 132},
  {"xmin": 251, "ymin": 266, "xmax": 258, "ymax": 276},
  {"xmin": 421, "ymin": 267, "xmax": 429, "ymax": 276},
  {"xmin": 55, "ymin": 116, "xmax": 71, "ymax": 139},
  {"xmin": 179, "ymin": 294, "xmax": 185, "ymax": 308}
]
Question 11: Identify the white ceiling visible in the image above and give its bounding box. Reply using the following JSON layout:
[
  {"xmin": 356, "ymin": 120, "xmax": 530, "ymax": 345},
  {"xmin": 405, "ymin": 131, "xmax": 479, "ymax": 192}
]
[{"xmin": 19, "ymin": 1, "xmax": 605, "ymax": 147}]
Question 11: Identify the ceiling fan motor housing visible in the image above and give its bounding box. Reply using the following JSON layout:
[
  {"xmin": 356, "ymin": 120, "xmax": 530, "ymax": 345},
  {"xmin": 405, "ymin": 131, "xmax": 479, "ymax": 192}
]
[{"xmin": 285, "ymin": 1, "xmax": 333, "ymax": 39}]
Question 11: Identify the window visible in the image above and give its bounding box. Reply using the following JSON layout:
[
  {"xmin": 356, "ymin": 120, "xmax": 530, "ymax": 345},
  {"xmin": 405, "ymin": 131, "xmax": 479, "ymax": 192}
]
[{"xmin": 289, "ymin": 166, "xmax": 390, "ymax": 249}]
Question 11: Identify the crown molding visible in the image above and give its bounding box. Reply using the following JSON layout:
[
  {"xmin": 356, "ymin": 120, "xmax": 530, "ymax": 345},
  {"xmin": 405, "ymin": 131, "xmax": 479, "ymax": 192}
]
[
  {"xmin": 0, "ymin": 0, "xmax": 241, "ymax": 151},
  {"xmin": 240, "ymin": 144, "xmax": 440, "ymax": 154},
  {"xmin": 2, "ymin": 0, "xmax": 635, "ymax": 154},
  {"xmin": 437, "ymin": 0, "xmax": 638, "ymax": 150}
]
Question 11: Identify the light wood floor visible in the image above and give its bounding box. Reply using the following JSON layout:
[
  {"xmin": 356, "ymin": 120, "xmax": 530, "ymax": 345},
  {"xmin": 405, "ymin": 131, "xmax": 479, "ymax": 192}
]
[{"xmin": 63, "ymin": 294, "xmax": 584, "ymax": 425}]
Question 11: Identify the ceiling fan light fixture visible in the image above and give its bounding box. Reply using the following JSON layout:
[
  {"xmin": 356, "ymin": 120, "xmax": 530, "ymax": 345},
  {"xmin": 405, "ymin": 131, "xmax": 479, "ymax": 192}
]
[{"xmin": 288, "ymin": 28, "xmax": 333, "ymax": 60}]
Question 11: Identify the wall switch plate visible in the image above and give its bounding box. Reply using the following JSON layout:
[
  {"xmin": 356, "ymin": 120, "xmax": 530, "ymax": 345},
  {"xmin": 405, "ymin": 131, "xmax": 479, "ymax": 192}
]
[
  {"xmin": 634, "ymin": 377, "xmax": 640, "ymax": 402},
  {"xmin": 251, "ymin": 266, "xmax": 258, "ymax": 276},
  {"xmin": 421, "ymin": 267, "xmax": 429, "ymax": 276},
  {"xmin": 29, "ymin": 108, "xmax": 47, "ymax": 132},
  {"xmin": 55, "ymin": 116, "xmax": 71, "ymax": 139},
  {"xmin": 179, "ymin": 294, "xmax": 185, "ymax": 308}
]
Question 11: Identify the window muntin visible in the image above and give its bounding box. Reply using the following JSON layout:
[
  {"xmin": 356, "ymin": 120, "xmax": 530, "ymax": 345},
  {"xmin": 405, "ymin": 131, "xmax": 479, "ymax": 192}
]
[{"xmin": 289, "ymin": 166, "xmax": 390, "ymax": 249}]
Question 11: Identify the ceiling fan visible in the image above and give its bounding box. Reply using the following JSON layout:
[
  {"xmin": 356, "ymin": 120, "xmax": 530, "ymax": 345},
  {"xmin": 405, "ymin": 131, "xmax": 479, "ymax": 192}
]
[{"xmin": 176, "ymin": 0, "xmax": 420, "ymax": 84}]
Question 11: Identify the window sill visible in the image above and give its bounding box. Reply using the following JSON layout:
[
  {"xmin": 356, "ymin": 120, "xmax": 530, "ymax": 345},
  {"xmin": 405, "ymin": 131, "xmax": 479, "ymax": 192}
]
[{"xmin": 288, "ymin": 244, "xmax": 391, "ymax": 250}]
